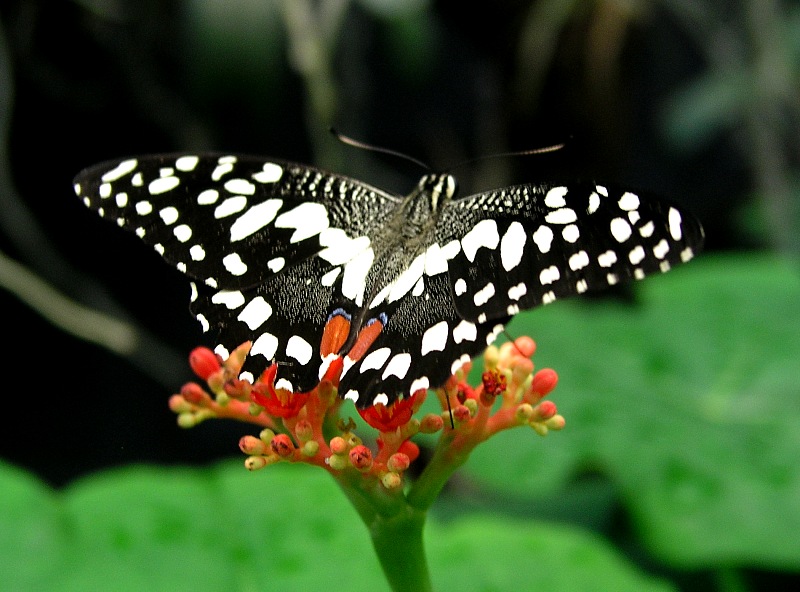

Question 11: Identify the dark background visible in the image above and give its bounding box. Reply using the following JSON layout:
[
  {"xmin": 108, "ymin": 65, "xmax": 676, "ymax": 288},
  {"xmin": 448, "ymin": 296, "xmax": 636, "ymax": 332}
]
[
  {"xmin": 0, "ymin": 1, "xmax": 797, "ymax": 589},
  {"xmin": 2, "ymin": 0, "xmax": 792, "ymax": 485}
]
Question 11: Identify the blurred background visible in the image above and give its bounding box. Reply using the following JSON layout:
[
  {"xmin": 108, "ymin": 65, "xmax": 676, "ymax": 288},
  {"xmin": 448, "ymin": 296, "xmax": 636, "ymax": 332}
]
[{"xmin": 0, "ymin": 1, "xmax": 798, "ymax": 590}]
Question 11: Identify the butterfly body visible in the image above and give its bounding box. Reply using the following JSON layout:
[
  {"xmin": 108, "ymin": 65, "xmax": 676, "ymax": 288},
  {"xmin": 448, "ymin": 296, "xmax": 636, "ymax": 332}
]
[{"xmin": 74, "ymin": 153, "xmax": 703, "ymax": 407}]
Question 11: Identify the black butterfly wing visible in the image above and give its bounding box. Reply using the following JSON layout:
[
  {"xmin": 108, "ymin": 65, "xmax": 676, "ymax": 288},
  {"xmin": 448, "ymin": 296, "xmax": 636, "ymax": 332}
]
[
  {"xmin": 437, "ymin": 181, "xmax": 704, "ymax": 322},
  {"xmin": 74, "ymin": 153, "xmax": 402, "ymax": 390}
]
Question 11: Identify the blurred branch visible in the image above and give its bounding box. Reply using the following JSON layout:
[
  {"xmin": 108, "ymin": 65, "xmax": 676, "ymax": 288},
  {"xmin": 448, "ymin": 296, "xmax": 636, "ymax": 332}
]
[
  {"xmin": 0, "ymin": 16, "xmax": 186, "ymax": 387},
  {"xmin": 278, "ymin": 0, "xmax": 350, "ymax": 169},
  {"xmin": 660, "ymin": 0, "xmax": 800, "ymax": 255},
  {"xmin": 0, "ymin": 249, "xmax": 138, "ymax": 355}
]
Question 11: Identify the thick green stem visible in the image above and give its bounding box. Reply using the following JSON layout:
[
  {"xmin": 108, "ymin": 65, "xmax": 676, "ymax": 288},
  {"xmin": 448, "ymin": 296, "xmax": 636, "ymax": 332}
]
[
  {"xmin": 370, "ymin": 507, "xmax": 431, "ymax": 592},
  {"xmin": 335, "ymin": 476, "xmax": 433, "ymax": 591}
]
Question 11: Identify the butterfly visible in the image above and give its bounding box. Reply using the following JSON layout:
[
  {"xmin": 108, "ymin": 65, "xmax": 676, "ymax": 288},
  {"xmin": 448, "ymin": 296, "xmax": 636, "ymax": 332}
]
[{"xmin": 73, "ymin": 152, "xmax": 704, "ymax": 407}]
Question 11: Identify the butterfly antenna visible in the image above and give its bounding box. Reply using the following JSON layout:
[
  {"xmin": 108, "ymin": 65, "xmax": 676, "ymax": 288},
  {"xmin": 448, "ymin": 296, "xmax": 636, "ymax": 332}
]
[
  {"xmin": 330, "ymin": 128, "xmax": 431, "ymax": 171},
  {"xmin": 445, "ymin": 141, "xmax": 566, "ymax": 173}
]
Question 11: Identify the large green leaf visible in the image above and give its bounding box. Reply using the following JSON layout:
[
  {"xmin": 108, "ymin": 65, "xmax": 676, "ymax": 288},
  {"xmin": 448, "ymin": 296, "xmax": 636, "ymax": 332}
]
[
  {"xmin": 0, "ymin": 460, "xmax": 674, "ymax": 592},
  {"xmin": 464, "ymin": 255, "xmax": 800, "ymax": 569}
]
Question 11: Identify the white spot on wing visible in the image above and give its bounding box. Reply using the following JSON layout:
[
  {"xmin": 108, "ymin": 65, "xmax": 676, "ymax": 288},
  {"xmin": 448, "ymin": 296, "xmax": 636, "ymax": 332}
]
[
  {"xmin": 668, "ymin": 207, "xmax": 683, "ymax": 241},
  {"xmin": 222, "ymin": 253, "xmax": 248, "ymax": 276},
  {"xmin": 253, "ymin": 162, "xmax": 283, "ymax": 183},
  {"xmin": 473, "ymin": 282, "xmax": 496, "ymax": 306},
  {"xmin": 286, "ymin": 335, "xmax": 313, "ymax": 365},
  {"xmin": 275, "ymin": 202, "xmax": 329, "ymax": 243},
  {"xmin": 173, "ymin": 224, "xmax": 192, "ymax": 242},
  {"xmin": 461, "ymin": 219, "xmax": 500, "ymax": 262},
  {"xmin": 237, "ymin": 296, "xmax": 273, "ymax": 330},
  {"xmin": 454, "ymin": 278, "xmax": 467, "ymax": 296},
  {"xmin": 545, "ymin": 208, "xmax": 577, "ymax": 225},
  {"xmin": 176, "ymin": 156, "xmax": 199, "ymax": 171},
  {"xmin": 190, "ymin": 245, "xmax": 205, "ymax": 261},
  {"xmin": 508, "ymin": 282, "xmax": 527, "ymax": 301},
  {"xmin": 421, "ymin": 321, "xmax": 448, "ymax": 355},
  {"xmin": 532, "ymin": 225, "xmax": 554, "ymax": 253},
  {"xmin": 224, "ymin": 178, "xmax": 256, "ymax": 195},
  {"xmin": 424, "ymin": 243, "xmax": 449, "ymax": 276},
  {"xmin": 211, "ymin": 289, "xmax": 245, "ymax": 309},
  {"xmin": 361, "ymin": 347, "xmax": 391, "ymax": 372},
  {"xmin": 610, "ymin": 217, "xmax": 632, "ymax": 242},
  {"xmin": 544, "ymin": 186, "xmax": 568, "ymax": 208},
  {"xmin": 598, "ymin": 250, "xmax": 618, "ymax": 267},
  {"xmin": 539, "ymin": 266, "xmax": 560, "ymax": 285},
  {"xmin": 388, "ymin": 253, "xmax": 426, "ymax": 303},
  {"xmin": 321, "ymin": 267, "xmax": 341, "ymax": 286},
  {"xmin": 409, "ymin": 376, "xmax": 430, "ymax": 394},
  {"xmin": 229, "ymin": 199, "xmax": 283, "ymax": 241},
  {"xmin": 500, "ymin": 221, "xmax": 526, "ymax": 271},
  {"xmin": 149, "ymin": 176, "xmax": 180, "ymax": 195},
  {"xmin": 267, "ymin": 257, "xmax": 285, "ymax": 272},
  {"xmin": 653, "ymin": 239, "xmax": 670, "ymax": 259},
  {"xmin": 197, "ymin": 189, "xmax": 219, "ymax": 205},
  {"xmin": 215, "ymin": 196, "xmax": 248, "ymax": 218},
  {"xmin": 618, "ymin": 192, "xmax": 640, "ymax": 211},
  {"xmin": 342, "ymin": 247, "xmax": 374, "ymax": 305},
  {"xmin": 452, "ymin": 320, "xmax": 477, "ymax": 343},
  {"xmin": 102, "ymin": 159, "xmax": 138, "ymax": 182},
  {"xmin": 382, "ymin": 353, "xmax": 412, "ymax": 380},
  {"xmin": 629, "ymin": 245, "xmax": 646, "ymax": 265},
  {"xmin": 569, "ymin": 250, "xmax": 590, "ymax": 271}
]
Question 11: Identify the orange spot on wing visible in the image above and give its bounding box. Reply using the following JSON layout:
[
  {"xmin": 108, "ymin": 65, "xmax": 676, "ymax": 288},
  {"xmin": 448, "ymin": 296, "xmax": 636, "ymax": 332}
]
[
  {"xmin": 347, "ymin": 319, "xmax": 384, "ymax": 362},
  {"xmin": 320, "ymin": 313, "xmax": 351, "ymax": 357}
]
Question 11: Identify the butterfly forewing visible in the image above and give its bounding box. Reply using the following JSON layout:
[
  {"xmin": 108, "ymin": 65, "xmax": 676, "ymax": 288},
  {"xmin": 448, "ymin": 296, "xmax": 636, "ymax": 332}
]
[
  {"xmin": 75, "ymin": 153, "xmax": 704, "ymax": 407},
  {"xmin": 74, "ymin": 154, "xmax": 400, "ymax": 291},
  {"xmin": 440, "ymin": 182, "xmax": 704, "ymax": 323}
]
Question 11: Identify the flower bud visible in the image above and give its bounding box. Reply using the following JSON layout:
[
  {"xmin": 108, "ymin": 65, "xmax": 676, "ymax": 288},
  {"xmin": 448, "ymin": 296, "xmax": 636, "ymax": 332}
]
[
  {"xmin": 329, "ymin": 436, "xmax": 348, "ymax": 455},
  {"xmin": 531, "ymin": 368, "xmax": 558, "ymax": 397},
  {"xmin": 381, "ymin": 471, "xmax": 403, "ymax": 490},
  {"xmin": 294, "ymin": 420, "xmax": 314, "ymax": 443},
  {"xmin": 169, "ymin": 394, "xmax": 192, "ymax": 413},
  {"xmin": 244, "ymin": 456, "xmax": 269, "ymax": 471},
  {"xmin": 180, "ymin": 382, "xmax": 210, "ymax": 405},
  {"xmin": 349, "ymin": 445, "xmax": 373, "ymax": 471},
  {"xmin": 239, "ymin": 435, "xmax": 268, "ymax": 455},
  {"xmin": 387, "ymin": 452, "xmax": 410, "ymax": 473},
  {"xmin": 189, "ymin": 347, "xmax": 221, "ymax": 380},
  {"xmin": 302, "ymin": 441, "xmax": 320, "ymax": 457},
  {"xmin": 270, "ymin": 434, "xmax": 295, "ymax": 457},
  {"xmin": 327, "ymin": 453, "xmax": 349, "ymax": 471},
  {"xmin": 419, "ymin": 413, "xmax": 444, "ymax": 433}
]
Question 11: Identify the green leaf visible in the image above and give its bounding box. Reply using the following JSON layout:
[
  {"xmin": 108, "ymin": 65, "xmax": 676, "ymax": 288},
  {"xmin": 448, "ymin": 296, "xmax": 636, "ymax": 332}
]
[
  {"xmin": 0, "ymin": 460, "xmax": 674, "ymax": 591},
  {"xmin": 465, "ymin": 254, "xmax": 800, "ymax": 569}
]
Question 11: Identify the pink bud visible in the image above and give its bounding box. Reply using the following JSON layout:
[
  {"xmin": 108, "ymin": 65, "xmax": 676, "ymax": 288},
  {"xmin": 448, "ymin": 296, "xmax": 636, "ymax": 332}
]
[
  {"xmin": 387, "ymin": 452, "xmax": 410, "ymax": 472},
  {"xmin": 531, "ymin": 368, "xmax": 558, "ymax": 397},
  {"xmin": 189, "ymin": 347, "xmax": 221, "ymax": 380},
  {"xmin": 270, "ymin": 434, "xmax": 295, "ymax": 457},
  {"xmin": 349, "ymin": 445, "xmax": 373, "ymax": 470}
]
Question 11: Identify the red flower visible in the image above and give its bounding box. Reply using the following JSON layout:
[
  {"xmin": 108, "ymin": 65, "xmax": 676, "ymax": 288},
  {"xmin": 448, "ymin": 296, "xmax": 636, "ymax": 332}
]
[
  {"xmin": 250, "ymin": 365, "xmax": 309, "ymax": 418},
  {"xmin": 359, "ymin": 391, "xmax": 421, "ymax": 432}
]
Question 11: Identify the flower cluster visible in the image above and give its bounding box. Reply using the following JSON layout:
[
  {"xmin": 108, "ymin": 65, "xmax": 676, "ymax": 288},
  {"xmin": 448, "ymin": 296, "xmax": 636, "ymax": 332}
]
[{"xmin": 169, "ymin": 337, "xmax": 564, "ymax": 490}]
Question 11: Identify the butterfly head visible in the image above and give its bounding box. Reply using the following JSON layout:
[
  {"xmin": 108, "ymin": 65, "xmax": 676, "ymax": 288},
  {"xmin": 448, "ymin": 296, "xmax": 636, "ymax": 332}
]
[{"xmin": 417, "ymin": 173, "xmax": 457, "ymax": 211}]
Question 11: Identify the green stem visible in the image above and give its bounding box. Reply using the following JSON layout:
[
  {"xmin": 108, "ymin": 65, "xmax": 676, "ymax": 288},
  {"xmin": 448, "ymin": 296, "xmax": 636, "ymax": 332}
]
[
  {"xmin": 335, "ymin": 476, "xmax": 433, "ymax": 592},
  {"xmin": 369, "ymin": 507, "xmax": 431, "ymax": 592}
]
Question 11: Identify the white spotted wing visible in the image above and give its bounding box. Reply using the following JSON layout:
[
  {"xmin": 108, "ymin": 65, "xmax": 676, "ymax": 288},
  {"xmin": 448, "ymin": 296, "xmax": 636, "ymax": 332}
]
[{"xmin": 75, "ymin": 154, "xmax": 703, "ymax": 407}]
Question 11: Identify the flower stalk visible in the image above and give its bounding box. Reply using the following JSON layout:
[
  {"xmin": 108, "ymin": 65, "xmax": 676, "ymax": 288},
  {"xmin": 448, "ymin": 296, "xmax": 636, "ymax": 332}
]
[{"xmin": 170, "ymin": 337, "xmax": 563, "ymax": 591}]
